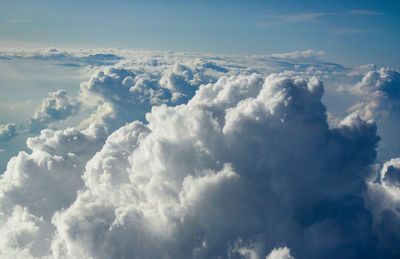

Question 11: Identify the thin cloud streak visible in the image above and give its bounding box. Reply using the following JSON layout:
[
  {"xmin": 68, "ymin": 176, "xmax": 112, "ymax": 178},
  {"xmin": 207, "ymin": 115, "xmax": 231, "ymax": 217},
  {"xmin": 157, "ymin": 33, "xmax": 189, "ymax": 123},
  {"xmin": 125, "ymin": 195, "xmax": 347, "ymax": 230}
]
[
  {"xmin": 346, "ymin": 9, "xmax": 383, "ymax": 15},
  {"xmin": 331, "ymin": 29, "xmax": 369, "ymax": 36},
  {"xmin": 263, "ymin": 9, "xmax": 383, "ymax": 24},
  {"xmin": 0, "ymin": 19, "xmax": 31, "ymax": 31}
]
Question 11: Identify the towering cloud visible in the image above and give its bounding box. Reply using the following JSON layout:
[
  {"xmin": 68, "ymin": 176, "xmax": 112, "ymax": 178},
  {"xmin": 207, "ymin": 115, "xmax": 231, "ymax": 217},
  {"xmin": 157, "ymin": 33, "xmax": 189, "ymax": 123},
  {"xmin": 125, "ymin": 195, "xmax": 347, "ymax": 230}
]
[
  {"xmin": 351, "ymin": 67, "xmax": 400, "ymax": 121},
  {"xmin": 359, "ymin": 67, "xmax": 400, "ymax": 99},
  {"xmin": 19, "ymin": 73, "xmax": 377, "ymax": 258}
]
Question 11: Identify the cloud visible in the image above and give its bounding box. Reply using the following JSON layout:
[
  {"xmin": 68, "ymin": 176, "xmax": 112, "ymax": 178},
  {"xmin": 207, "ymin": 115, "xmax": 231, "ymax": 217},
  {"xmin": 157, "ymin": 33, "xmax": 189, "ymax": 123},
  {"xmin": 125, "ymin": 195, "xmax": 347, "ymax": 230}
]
[
  {"xmin": 358, "ymin": 67, "xmax": 400, "ymax": 99},
  {"xmin": 0, "ymin": 73, "xmax": 384, "ymax": 258},
  {"xmin": 350, "ymin": 67, "xmax": 400, "ymax": 121},
  {"xmin": 0, "ymin": 19, "xmax": 30, "ymax": 31},
  {"xmin": 263, "ymin": 9, "xmax": 382, "ymax": 24},
  {"xmin": 269, "ymin": 50, "xmax": 325, "ymax": 61},
  {"xmin": 346, "ymin": 10, "xmax": 383, "ymax": 15},
  {"xmin": 52, "ymin": 74, "xmax": 382, "ymax": 258},
  {"xmin": 366, "ymin": 158, "xmax": 400, "ymax": 257},
  {"xmin": 78, "ymin": 59, "xmax": 239, "ymax": 131},
  {"xmin": 0, "ymin": 48, "xmax": 123, "ymax": 66},
  {"xmin": 1, "ymin": 47, "xmax": 356, "ymax": 176},
  {"xmin": 3, "ymin": 48, "xmax": 400, "ymax": 257},
  {"xmin": 265, "ymin": 12, "xmax": 329, "ymax": 23},
  {"xmin": 266, "ymin": 247, "xmax": 295, "ymax": 259},
  {"xmin": 26, "ymin": 90, "xmax": 81, "ymax": 133},
  {"xmin": 5, "ymin": 19, "xmax": 30, "ymax": 24},
  {"xmin": 331, "ymin": 29, "xmax": 368, "ymax": 36},
  {"xmin": 229, "ymin": 239, "xmax": 295, "ymax": 259},
  {"xmin": 0, "ymin": 124, "xmax": 107, "ymax": 258},
  {"xmin": 0, "ymin": 123, "xmax": 17, "ymax": 142},
  {"xmin": 75, "ymin": 50, "xmax": 348, "ymax": 134}
]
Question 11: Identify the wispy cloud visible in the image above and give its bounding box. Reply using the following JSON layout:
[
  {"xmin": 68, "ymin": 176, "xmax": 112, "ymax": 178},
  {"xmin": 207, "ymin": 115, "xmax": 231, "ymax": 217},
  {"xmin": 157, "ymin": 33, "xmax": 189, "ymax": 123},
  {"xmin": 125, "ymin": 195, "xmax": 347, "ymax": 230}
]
[
  {"xmin": 346, "ymin": 9, "xmax": 383, "ymax": 15},
  {"xmin": 6, "ymin": 19, "xmax": 30, "ymax": 24},
  {"xmin": 264, "ymin": 12, "xmax": 330, "ymax": 23},
  {"xmin": 263, "ymin": 9, "xmax": 383, "ymax": 24},
  {"xmin": 331, "ymin": 29, "xmax": 369, "ymax": 36},
  {"xmin": 0, "ymin": 19, "xmax": 30, "ymax": 31}
]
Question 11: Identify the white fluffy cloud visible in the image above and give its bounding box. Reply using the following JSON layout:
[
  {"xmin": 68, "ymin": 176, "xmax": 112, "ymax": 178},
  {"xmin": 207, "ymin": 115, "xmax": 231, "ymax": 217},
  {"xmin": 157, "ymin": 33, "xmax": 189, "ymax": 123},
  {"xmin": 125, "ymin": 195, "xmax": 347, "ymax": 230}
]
[
  {"xmin": 266, "ymin": 247, "xmax": 295, "ymax": 259},
  {"xmin": 359, "ymin": 67, "xmax": 400, "ymax": 98},
  {"xmin": 350, "ymin": 67, "xmax": 400, "ymax": 121},
  {"xmin": 0, "ymin": 73, "xmax": 383, "ymax": 258},
  {"xmin": 77, "ymin": 59, "xmax": 245, "ymax": 131},
  {"xmin": 26, "ymin": 90, "xmax": 81, "ymax": 132},
  {"xmin": 0, "ymin": 123, "xmax": 17, "ymax": 141},
  {"xmin": 347, "ymin": 67, "xmax": 400, "ymax": 161},
  {"xmin": 0, "ymin": 124, "xmax": 107, "ymax": 258}
]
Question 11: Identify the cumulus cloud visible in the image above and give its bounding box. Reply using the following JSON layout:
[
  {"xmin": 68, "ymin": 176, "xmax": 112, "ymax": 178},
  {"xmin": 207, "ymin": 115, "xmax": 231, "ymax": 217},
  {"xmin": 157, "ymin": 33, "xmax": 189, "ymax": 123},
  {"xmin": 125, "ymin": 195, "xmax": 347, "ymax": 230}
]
[
  {"xmin": 3, "ymin": 47, "xmax": 400, "ymax": 258},
  {"xmin": 359, "ymin": 67, "xmax": 400, "ymax": 99},
  {"xmin": 0, "ymin": 124, "xmax": 107, "ymax": 258},
  {"xmin": 73, "ymin": 49, "xmax": 356, "ymax": 135},
  {"xmin": 0, "ymin": 73, "xmax": 384, "ymax": 258},
  {"xmin": 26, "ymin": 90, "xmax": 81, "ymax": 133},
  {"xmin": 0, "ymin": 123, "xmax": 17, "ymax": 141},
  {"xmin": 350, "ymin": 67, "xmax": 400, "ymax": 121},
  {"xmin": 78, "ymin": 59, "xmax": 241, "ymax": 131},
  {"xmin": 366, "ymin": 158, "xmax": 400, "ymax": 257},
  {"xmin": 54, "ymin": 74, "xmax": 382, "ymax": 258}
]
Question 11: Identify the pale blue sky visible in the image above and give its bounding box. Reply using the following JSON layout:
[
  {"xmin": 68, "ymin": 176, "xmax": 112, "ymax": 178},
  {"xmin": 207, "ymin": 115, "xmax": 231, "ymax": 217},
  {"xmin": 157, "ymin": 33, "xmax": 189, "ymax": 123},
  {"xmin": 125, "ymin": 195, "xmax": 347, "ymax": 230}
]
[{"xmin": 1, "ymin": 0, "xmax": 399, "ymax": 67}]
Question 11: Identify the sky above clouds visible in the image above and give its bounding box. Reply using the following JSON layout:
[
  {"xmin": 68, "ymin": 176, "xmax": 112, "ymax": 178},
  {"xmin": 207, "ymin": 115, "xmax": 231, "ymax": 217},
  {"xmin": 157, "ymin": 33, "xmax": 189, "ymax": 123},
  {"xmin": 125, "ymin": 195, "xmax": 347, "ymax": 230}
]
[
  {"xmin": 1, "ymin": 1, "xmax": 400, "ymax": 259},
  {"xmin": 1, "ymin": 0, "xmax": 400, "ymax": 66}
]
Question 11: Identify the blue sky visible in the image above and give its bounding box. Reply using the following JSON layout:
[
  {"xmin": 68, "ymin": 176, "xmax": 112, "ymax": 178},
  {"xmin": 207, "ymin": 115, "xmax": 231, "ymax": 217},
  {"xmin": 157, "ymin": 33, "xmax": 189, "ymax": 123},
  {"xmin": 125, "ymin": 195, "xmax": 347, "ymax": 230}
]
[{"xmin": 1, "ymin": 0, "xmax": 399, "ymax": 67}]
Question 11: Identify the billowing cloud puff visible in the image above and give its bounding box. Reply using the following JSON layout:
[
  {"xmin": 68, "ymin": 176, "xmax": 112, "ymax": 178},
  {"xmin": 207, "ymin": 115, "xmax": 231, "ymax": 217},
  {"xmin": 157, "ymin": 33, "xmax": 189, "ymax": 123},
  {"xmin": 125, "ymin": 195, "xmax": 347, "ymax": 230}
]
[
  {"xmin": 75, "ymin": 50, "xmax": 351, "ymax": 136},
  {"xmin": 0, "ymin": 123, "xmax": 17, "ymax": 141},
  {"xmin": 266, "ymin": 247, "xmax": 295, "ymax": 259},
  {"xmin": 351, "ymin": 67, "xmax": 400, "ymax": 121},
  {"xmin": 0, "ymin": 125, "xmax": 107, "ymax": 258},
  {"xmin": 78, "ymin": 60, "xmax": 238, "ymax": 131},
  {"xmin": 12, "ymin": 73, "xmax": 376, "ymax": 258},
  {"xmin": 79, "ymin": 67, "xmax": 170, "ymax": 130},
  {"xmin": 366, "ymin": 158, "xmax": 400, "ymax": 258},
  {"xmin": 348, "ymin": 67, "xmax": 400, "ymax": 161},
  {"xmin": 27, "ymin": 90, "xmax": 81, "ymax": 133},
  {"xmin": 359, "ymin": 67, "xmax": 400, "ymax": 98}
]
